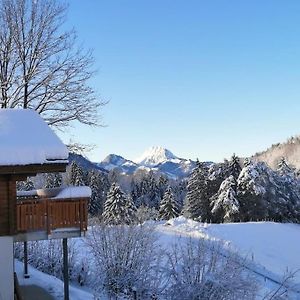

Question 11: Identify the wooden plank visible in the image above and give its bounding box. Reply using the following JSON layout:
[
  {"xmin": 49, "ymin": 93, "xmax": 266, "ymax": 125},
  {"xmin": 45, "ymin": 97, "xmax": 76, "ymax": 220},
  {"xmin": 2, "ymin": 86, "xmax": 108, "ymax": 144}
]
[{"xmin": 0, "ymin": 163, "xmax": 67, "ymax": 175}]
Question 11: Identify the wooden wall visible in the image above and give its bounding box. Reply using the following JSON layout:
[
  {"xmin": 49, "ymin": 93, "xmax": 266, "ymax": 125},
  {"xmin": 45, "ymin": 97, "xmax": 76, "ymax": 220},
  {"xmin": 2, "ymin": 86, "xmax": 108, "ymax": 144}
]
[{"xmin": 0, "ymin": 177, "xmax": 16, "ymax": 236}]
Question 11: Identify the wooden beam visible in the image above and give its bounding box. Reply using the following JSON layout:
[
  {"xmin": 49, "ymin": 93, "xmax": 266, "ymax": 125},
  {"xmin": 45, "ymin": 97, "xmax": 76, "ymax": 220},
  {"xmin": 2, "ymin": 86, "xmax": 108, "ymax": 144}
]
[
  {"xmin": 62, "ymin": 238, "xmax": 69, "ymax": 300},
  {"xmin": 0, "ymin": 162, "xmax": 68, "ymax": 175}
]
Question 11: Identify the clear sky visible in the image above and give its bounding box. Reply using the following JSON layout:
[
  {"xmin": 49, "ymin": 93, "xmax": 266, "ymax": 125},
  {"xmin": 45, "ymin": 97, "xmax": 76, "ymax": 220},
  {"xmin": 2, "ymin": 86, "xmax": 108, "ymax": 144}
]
[{"xmin": 61, "ymin": 0, "xmax": 300, "ymax": 163}]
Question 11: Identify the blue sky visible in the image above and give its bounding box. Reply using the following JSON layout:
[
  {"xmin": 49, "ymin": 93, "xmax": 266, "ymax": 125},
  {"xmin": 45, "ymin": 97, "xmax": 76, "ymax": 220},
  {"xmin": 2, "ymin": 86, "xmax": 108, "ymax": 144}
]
[{"xmin": 62, "ymin": 0, "xmax": 300, "ymax": 162}]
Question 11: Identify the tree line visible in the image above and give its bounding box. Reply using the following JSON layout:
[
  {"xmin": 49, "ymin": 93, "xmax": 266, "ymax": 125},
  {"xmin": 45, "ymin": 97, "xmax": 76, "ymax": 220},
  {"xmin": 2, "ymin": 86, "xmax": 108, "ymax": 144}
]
[{"xmin": 18, "ymin": 154, "xmax": 300, "ymax": 225}]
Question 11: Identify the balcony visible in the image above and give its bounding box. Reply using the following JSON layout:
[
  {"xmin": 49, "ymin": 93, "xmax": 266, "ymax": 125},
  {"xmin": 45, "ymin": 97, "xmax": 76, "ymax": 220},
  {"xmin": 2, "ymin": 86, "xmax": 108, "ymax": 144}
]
[{"xmin": 14, "ymin": 187, "xmax": 89, "ymax": 242}]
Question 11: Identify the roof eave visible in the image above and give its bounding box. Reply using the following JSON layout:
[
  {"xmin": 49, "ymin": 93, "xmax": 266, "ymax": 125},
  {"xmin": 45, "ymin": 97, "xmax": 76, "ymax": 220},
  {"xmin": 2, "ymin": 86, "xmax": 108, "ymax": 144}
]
[{"xmin": 0, "ymin": 162, "xmax": 68, "ymax": 176}]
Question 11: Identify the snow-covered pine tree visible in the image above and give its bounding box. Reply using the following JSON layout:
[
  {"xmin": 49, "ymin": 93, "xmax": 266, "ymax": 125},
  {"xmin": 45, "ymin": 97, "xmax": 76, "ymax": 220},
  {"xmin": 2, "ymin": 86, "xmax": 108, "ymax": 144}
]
[
  {"xmin": 211, "ymin": 175, "xmax": 240, "ymax": 223},
  {"xmin": 159, "ymin": 186, "xmax": 179, "ymax": 220},
  {"xmin": 277, "ymin": 157, "xmax": 295, "ymax": 179},
  {"xmin": 157, "ymin": 175, "xmax": 169, "ymax": 200},
  {"xmin": 69, "ymin": 161, "xmax": 85, "ymax": 186},
  {"xmin": 243, "ymin": 157, "xmax": 251, "ymax": 167},
  {"xmin": 125, "ymin": 195, "xmax": 137, "ymax": 224},
  {"xmin": 88, "ymin": 170, "xmax": 104, "ymax": 216},
  {"xmin": 146, "ymin": 171, "xmax": 161, "ymax": 209},
  {"xmin": 102, "ymin": 183, "xmax": 132, "ymax": 225},
  {"xmin": 69, "ymin": 161, "xmax": 78, "ymax": 185},
  {"xmin": 172, "ymin": 179, "xmax": 187, "ymax": 209},
  {"xmin": 183, "ymin": 161, "xmax": 211, "ymax": 221},
  {"xmin": 274, "ymin": 158, "xmax": 300, "ymax": 222},
  {"xmin": 237, "ymin": 160, "xmax": 267, "ymax": 221},
  {"xmin": 131, "ymin": 171, "xmax": 161, "ymax": 209},
  {"xmin": 228, "ymin": 154, "xmax": 242, "ymax": 180},
  {"xmin": 17, "ymin": 178, "xmax": 35, "ymax": 191},
  {"xmin": 44, "ymin": 173, "xmax": 63, "ymax": 188}
]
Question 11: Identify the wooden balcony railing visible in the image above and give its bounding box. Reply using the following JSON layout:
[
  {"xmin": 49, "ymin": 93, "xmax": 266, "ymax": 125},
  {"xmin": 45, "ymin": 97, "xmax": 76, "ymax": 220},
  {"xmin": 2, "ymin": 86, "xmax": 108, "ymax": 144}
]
[{"xmin": 16, "ymin": 197, "xmax": 88, "ymax": 234}]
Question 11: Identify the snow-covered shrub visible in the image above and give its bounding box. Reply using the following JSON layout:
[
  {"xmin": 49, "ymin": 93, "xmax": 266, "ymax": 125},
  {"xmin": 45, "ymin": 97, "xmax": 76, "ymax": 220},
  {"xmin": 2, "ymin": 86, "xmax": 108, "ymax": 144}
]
[
  {"xmin": 15, "ymin": 240, "xmax": 63, "ymax": 278},
  {"xmin": 87, "ymin": 224, "xmax": 166, "ymax": 298},
  {"xmin": 166, "ymin": 238, "xmax": 257, "ymax": 300},
  {"xmin": 136, "ymin": 205, "xmax": 159, "ymax": 223},
  {"xmin": 14, "ymin": 239, "xmax": 89, "ymax": 286}
]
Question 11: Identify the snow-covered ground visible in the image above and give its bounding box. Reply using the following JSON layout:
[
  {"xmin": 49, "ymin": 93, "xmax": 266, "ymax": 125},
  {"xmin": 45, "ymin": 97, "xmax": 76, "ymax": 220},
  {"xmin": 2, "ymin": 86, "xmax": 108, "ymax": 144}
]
[
  {"xmin": 155, "ymin": 217, "xmax": 300, "ymax": 298},
  {"xmin": 15, "ymin": 260, "xmax": 98, "ymax": 300},
  {"xmin": 16, "ymin": 217, "xmax": 300, "ymax": 299},
  {"xmin": 159, "ymin": 217, "xmax": 300, "ymax": 282}
]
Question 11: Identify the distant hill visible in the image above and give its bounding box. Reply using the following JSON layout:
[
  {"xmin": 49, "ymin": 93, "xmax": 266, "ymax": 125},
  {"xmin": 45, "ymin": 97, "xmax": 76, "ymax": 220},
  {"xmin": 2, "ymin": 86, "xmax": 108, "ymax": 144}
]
[{"xmin": 253, "ymin": 136, "xmax": 300, "ymax": 169}]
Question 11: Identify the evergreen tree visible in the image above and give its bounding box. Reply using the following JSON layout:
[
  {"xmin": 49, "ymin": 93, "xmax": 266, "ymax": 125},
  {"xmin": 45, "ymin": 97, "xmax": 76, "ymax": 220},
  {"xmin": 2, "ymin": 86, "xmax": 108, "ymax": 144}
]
[
  {"xmin": 228, "ymin": 154, "xmax": 242, "ymax": 180},
  {"xmin": 131, "ymin": 171, "xmax": 161, "ymax": 209},
  {"xmin": 17, "ymin": 178, "xmax": 35, "ymax": 191},
  {"xmin": 102, "ymin": 183, "xmax": 133, "ymax": 225},
  {"xmin": 243, "ymin": 157, "xmax": 251, "ymax": 167},
  {"xmin": 237, "ymin": 160, "xmax": 267, "ymax": 221},
  {"xmin": 44, "ymin": 173, "xmax": 62, "ymax": 188},
  {"xmin": 172, "ymin": 179, "xmax": 187, "ymax": 209},
  {"xmin": 183, "ymin": 161, "xmax": 211, "ymax": 221},
  {"xmin": 125, "ymin": 195, "xmax": 137, "ymax": 223},
  {"xmin": 157, "ymin": 175, "xmax": 169, "ymax": 200},
  {"xmin": 88, "ymin": 170, "xmax": 104, "ymax": 216},
  {"xmin": 146, "ymin": 171, "xmax": 161, "ymax": 208},
  {"xmin": 69, "ymin": 161, "xmax": 85, "ymax": 186},
  {"xmin": 277, "ymin": 157, "xmax": 295, "ymax": 179},
  {"xmin": 211, "ymin": 175, "xmax": 240, "ymax": 222},
  {"xmin": 159, "ymin": 186, "xmax": 179, "ymax": 220}
]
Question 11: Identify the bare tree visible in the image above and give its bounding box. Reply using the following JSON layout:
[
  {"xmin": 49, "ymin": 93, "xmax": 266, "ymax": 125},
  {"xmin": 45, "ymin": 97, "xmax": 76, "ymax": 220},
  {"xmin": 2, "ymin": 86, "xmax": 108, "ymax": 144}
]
[
  {"xmin": 166, "ymin": 238, "xmax": 258, "ymax": 300},
  {"xmin": 87, "ymin": 224, "xmax": 167, "ymax": 299},
  {"xmin": 0, "ymin": 0, "xmax": 105, "ymax": 128}
]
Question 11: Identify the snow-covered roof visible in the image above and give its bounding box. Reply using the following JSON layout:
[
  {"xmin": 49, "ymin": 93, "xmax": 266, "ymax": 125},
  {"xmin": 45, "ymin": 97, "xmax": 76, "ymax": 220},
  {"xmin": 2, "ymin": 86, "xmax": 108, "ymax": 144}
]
[{"xmin": 0, "ymin": 109, "xmax": 68, "ymax": 166}]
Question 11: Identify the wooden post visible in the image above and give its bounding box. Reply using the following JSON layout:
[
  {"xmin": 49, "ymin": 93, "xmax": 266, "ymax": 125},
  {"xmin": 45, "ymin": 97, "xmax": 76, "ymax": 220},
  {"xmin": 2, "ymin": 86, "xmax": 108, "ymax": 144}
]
[
  {"xmin": 24, "ymin": 241, "xmax": 29, "ymax": 278},
  {"xmin": 63, "ymin": 238, "xmax": 69, "ymax": 300}
]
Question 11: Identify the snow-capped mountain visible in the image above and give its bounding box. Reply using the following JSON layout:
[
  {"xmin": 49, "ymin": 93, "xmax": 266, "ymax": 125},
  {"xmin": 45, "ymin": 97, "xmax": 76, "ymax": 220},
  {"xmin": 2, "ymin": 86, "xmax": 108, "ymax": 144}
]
[
  {"xmin": 98, "ymin": 154, "xmax": 138, "ymax": 174},
  {"xmin": 135, "ymin": 146, "xmax": 178, "ymax": 167},
  {"xmin": 97, "ymin": 147, "xmax": 196, "ymax": 179}
]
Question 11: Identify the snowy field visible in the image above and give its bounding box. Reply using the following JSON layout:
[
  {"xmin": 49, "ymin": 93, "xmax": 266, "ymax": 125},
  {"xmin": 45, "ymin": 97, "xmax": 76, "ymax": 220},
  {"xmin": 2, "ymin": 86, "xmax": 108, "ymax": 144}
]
[
  {"xmin": 16, "ymin": 217, "xmax": 300, "ymax": 299},
  {"xmin": 159, "ymin": 217, "xmax": 300, "ymax": 283}
]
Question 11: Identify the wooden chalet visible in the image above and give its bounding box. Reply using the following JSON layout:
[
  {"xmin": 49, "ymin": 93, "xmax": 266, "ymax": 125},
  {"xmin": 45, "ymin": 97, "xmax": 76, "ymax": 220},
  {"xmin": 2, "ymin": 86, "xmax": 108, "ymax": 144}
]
[{"xmin": 0, "ymin": 109, "xmax": 90, "ymax": 300}]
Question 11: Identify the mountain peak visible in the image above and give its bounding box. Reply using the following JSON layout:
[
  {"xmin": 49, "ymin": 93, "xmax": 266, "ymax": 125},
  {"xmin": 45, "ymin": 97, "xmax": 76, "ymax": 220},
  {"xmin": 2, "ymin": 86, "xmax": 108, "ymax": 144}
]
[
  {"xmin": 135, "ymin": 146, "xmax": 177, "ymax": 167},
  {"xmin": 102, "ymin": 154, "xmax": 126, "ymax": 165}
]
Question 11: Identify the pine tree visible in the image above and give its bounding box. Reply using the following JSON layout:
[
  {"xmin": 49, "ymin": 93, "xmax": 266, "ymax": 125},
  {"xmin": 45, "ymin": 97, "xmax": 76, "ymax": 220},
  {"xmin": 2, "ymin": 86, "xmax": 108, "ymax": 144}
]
[
  {"xmin": 183, "ymin": 161, "xmax": 211, "ymax": 221},
  {"xmin": 237, "ymin": 160, "xmax": 267, "ymax": 221},
  {"xmin": 274, "ymin": 158, "xmax": 300, "ymax": 221},
  {"xmin": 131, "ymin": 171, "xmax": 161, "ymax": 209},
  {"xmin": 243, "ymin": 157, "xmax": 251, "ymax": 167},
  {"xmin": 211, "ymin": 175, "xmax": 239, "ymax": 223},
  {"xmin": 277, "ymin": 157, "xmax": 295, "ymax": 179},
  {"xmin": 88, "ymin": 170, "xmax": 104, "ymax": 216},
  {"xmin": 102, "ymin": 183, "xmax": 133, "ymax": 225},
  {"xmin": 125, "ymin": 195, "xmax": 137, "ymax": 223},
  {"xmin": 45, "ymin": 173, "xmax": 62, "ymax": 188},
  {"xmin": 69, "ymin": 161, "xmax": 85, "ymax": 186},
  {"xmin": 157, "ymin": 175, "xmax": 169, "ymax": 199},
  {"xmin": 228, "ymin": 154, "xmax": 242, "ymax": 180},
  {"xmin": 147, "ymin": 171, "xmax": 161, "ymax": 209},
  {"xmin": 17, "ymin": 179, "xmax": 35, "ymax": 191},
  {"xmin": 159, "ymin": 186, "xmax": 179, "ymax": 220}
]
